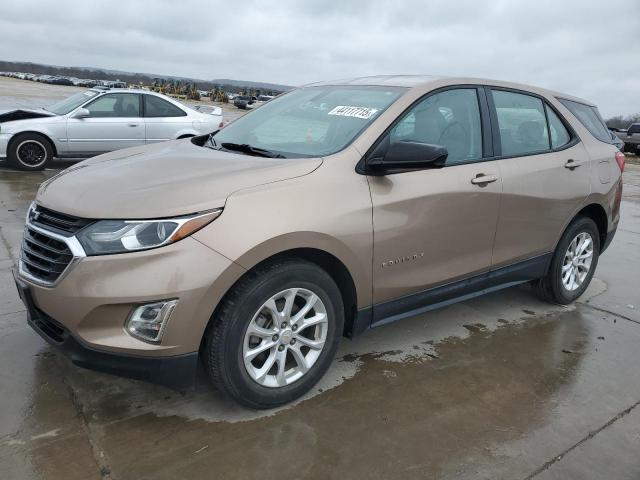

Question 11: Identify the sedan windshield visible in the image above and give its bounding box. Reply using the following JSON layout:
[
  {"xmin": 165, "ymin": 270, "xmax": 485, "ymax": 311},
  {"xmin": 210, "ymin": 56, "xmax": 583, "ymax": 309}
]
[
  {"xmin": 46, "ymin": 90, "xmax": 100, "ymax": 115},
  {"xmin": 213, "ymin": 85, "xmax": 406, "ymax": 157}
]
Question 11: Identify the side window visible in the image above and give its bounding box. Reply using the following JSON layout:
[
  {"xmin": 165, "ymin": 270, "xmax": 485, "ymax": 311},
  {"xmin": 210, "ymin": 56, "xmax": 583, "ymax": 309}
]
[
  {"xmin": 628, "ymin": 124, "xmax": 640, "ymax": 134},
  {"xmin": 144, "ymin": 95, "xmax": 187, "ymax": 118},
  {"xmin": 558, "ymin": 99, "xmax": 611, "ymax": 144},
  {"xmin": 389, "ymin": 88, "xmax": 482, "ymax": 165},
  {"xmin": 85, "ymin": 94, "xmax": 140, "ymax": 118},
  {"xmin": 546, "ymin": 106, "xmax": 571, "ymax": 149},
  {"xmin": 492, "ymin": 90, "xmax": 549, "ymax": 156}
]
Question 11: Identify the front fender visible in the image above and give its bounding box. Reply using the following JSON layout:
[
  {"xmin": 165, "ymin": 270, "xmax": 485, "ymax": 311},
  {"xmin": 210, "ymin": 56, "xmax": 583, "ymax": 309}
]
[{"xmin": 3, "ymin": 125, "xmax": 65, "ymax": 156}]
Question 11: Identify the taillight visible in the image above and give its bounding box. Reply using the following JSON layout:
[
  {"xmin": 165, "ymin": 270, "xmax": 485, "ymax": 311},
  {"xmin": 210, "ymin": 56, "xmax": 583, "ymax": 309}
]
[
  {"xmin": 615, "ymin": 151, "xmax": 625, "ymax": 172},
  {"xmin": 218, "ymin": 121, "xmax": 225, "ymax": 129}
]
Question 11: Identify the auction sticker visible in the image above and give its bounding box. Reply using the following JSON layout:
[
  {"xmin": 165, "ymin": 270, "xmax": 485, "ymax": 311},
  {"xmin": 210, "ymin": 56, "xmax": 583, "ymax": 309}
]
[{"xmin": 328, "ymin": 105, "xmax": 379, "ymax": 119}]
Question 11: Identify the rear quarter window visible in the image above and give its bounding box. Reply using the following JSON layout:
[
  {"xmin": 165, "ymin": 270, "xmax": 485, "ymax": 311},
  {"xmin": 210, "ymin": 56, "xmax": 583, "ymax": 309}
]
[{"xmin": 558, "ymin": 98, "xmax": 611, "ymax": 144}]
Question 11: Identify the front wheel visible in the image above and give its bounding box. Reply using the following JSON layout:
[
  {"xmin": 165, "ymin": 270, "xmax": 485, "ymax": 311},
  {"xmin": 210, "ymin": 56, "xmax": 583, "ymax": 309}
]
[
  {"xmin": 533, "ymin": 216, "xmax": 600, "ymax": 304},
  {"xmin": 204, "ymin": 259, "xmax": 344, "ymax": 408},
  {"xmin": 7, "ymin": 133, "xmax": 53, "ymax": 171}
]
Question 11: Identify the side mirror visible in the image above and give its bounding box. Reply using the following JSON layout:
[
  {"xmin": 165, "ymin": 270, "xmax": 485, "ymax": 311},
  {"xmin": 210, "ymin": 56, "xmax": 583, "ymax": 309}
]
[
  {"xmin": 71, "ymin": 108, "xmax": 90, "ymax": 119},
  {"xmin": 368, "ymin": 140, "xmax": 448, "ymax": 172}
]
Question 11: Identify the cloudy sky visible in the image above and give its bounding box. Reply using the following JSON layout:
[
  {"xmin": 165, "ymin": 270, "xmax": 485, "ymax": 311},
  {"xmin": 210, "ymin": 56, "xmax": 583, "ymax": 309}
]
[{"xmin": 1, "ymin": 0, "xmax": 638, "ymax": 117}]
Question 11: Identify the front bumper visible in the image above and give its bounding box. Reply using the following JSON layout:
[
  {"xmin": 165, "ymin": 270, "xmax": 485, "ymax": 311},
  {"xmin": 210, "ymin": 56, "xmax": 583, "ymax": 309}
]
[
  {"xmin": 15, "ymin": 271, "xmax": 199, "ymax": 389},
  {"xmin": 15, "ymin": 228, "xmax": 246, "ymax": 388}
]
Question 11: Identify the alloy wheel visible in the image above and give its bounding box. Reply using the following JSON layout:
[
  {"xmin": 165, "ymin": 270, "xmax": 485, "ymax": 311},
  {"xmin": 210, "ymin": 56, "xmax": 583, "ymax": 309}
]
[
  {"xmin": 16, "ymin": 140, "xmax": 47, "ymax": 167},
  {"xmin": 561, "ymin": 232, "xmax": 594, "ymax": 291},
  {"xmin": 243, "ymin": 288, "xmax": 328, "ymax": 388}
]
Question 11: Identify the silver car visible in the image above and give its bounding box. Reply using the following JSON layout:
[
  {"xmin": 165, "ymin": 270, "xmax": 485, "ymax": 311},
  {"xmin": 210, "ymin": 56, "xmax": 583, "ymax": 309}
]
[{"xmin": 0, "ymin": 88, "xmax": 224, "ymax": 170}]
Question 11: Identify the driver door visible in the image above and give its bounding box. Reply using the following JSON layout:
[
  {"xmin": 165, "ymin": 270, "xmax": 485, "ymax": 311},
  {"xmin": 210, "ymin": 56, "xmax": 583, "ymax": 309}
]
[
  {"xmin": 369, "ymin": 87, "xmax": 502, "ymax": 317},
  {"xmin": 66, "ymin": 93, "xmax": 144, "ymax": 155}
]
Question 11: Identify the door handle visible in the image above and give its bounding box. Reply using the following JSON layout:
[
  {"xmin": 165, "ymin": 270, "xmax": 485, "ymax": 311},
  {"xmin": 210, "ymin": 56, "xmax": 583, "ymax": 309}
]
[
  {"xmin": 128, "ymin": 124, "xmax": 139, "ymax": 127},
  {"xmin": 564, "ymin": 159, "xmax": 583, "ymax": 170},
  {"xmin": 471, "ymin": 174, "xmax": 498, "ymax": 185}
]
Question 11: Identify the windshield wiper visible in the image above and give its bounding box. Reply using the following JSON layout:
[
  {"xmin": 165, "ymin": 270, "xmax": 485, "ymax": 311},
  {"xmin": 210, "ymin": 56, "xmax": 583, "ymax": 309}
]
[{"xmin": 220, "ymin": 142, "xmax": 286, "ymax": 158}]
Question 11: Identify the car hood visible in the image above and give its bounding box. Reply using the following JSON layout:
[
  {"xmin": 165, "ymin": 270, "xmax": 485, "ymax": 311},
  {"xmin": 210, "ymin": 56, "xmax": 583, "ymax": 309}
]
[
  {"xmin": 0, "ymin": 108, "xmax": 56, "ymax": 123},
  {"xmin": 36, "ymin": 139, "xmax": 322, "ymax": 219}
]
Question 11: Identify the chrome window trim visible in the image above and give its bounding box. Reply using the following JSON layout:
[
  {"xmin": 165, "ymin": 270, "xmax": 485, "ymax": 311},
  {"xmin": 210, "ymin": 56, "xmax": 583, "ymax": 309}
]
[{"xmin": 18, "ymin": 204, "xmax": 87, "ymax": 288}]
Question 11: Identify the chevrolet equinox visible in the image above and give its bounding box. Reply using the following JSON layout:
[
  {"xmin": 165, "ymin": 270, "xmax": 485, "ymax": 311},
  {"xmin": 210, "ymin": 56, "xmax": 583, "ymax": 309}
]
[{"xmin": 14, "ymin": 76, "xmax": 624, "ymax": 408}]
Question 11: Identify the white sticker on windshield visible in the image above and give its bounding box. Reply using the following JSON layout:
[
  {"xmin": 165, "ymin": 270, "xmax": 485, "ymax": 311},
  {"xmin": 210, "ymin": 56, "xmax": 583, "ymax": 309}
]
[{"xmin": 328, "ymin": 105, "xmax": 379, "ymax": 119}]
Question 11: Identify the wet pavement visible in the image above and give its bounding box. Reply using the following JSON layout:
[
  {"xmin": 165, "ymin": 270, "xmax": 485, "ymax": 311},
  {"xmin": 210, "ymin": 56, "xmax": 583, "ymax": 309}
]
[{"xmin": 0, "ymin": 161, "xmax": 639, "ymax": 479}]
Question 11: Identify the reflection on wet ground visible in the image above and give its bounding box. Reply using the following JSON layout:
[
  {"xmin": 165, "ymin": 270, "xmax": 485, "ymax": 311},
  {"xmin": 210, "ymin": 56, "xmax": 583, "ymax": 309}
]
[{"xmin": 0, "ymin": 166, "xmax": 639, "ymax": 479}]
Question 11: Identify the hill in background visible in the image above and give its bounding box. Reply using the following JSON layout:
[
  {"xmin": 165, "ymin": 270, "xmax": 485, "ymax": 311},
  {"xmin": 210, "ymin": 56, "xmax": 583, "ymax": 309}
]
[{"xmin": 0, "ymin": 60, "xmax": 293, "ymax": 94}]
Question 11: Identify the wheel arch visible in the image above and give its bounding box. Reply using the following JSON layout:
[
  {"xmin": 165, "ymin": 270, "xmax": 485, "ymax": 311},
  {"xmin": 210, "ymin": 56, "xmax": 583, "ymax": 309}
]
[
  {"xmin": 576, "ymin": 203, "xmax": 608, "ymax": 252},
  {"xmin": 8, "ymin": 130, "xmax": 58, "ymax": 157},
  {"xmin": 199, "ymin": 247, "xmax": 360, "ymax": 357}
]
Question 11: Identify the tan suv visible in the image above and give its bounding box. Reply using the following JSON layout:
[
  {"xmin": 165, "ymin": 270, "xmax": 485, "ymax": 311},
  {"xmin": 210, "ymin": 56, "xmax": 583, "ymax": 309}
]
[{"xmin": 14, "ymin": 76, "xmax": 624, "ymax": 408}]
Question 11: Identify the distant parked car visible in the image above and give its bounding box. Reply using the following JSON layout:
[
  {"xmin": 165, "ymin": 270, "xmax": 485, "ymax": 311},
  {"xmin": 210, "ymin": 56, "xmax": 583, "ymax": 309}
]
[
  {"xmin": 233, "ymin": 95, "xmax": 257, "ymax": 109},
  {"xmin": 73, "ymin": 79, "xmax": 98, "ymax": 88},
  {"xmin": 0, "ymin": 88, "xmax": 223, "ymax": 170},
  {"xmin": 613, "ymin": 123, "xmax": 640, "ymax": 153},
  {"xmin": 48, "ymin": 77, "xmax": 74, "ymax": 86}
]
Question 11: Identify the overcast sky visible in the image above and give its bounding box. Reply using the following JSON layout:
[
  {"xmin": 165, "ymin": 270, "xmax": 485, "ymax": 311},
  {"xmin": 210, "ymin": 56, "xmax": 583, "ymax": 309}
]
[{"xmin": 1, "ymin": 0, "xmax": 638, "ymax": 117}]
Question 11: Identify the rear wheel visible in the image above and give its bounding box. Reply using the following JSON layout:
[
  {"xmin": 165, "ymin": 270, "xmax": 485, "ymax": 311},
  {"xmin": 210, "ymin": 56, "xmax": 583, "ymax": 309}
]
[
  {"xmin": 533, "ymin": 216, "xmax": 600, "ymax": 304},
  {"xmin": 7, "ymin": 133, "xmax": 53, "ymax": 171},
  {"xmin": 204, "ymin": 259, "xmax": 344, "ymax": 409}
]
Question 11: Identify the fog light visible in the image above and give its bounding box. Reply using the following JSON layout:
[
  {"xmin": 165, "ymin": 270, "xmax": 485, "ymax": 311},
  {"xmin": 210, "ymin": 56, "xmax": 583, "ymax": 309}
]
[{"xmin": 126, "ymin": 300, "xmax": 178, "ymax": 343}]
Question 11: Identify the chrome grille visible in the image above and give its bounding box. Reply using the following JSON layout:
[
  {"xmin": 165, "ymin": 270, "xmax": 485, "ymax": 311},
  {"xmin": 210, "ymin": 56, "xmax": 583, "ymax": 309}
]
[
  {"xmin": 21, "ymin": 226, "xmax": 74, "ymax": 283},
  {"xmin": 20, "ymin": 204, "xmax": 88, "ymax": 285},
  {"xmin": 29, "ymin": 205, "xmax": 92, "ymax": 235}
]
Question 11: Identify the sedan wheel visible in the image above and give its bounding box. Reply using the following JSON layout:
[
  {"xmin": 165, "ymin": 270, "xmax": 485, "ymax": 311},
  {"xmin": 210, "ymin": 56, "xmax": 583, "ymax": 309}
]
[{"xmin": 7, "ymin": 133, "xmax": 53, "ymax": 171}]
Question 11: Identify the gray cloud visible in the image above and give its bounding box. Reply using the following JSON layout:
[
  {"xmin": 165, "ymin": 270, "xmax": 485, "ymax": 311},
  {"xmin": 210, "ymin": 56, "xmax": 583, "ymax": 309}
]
[{"xmin": 0, "ymin": 0, "xmax": 638, "ymax": 117}]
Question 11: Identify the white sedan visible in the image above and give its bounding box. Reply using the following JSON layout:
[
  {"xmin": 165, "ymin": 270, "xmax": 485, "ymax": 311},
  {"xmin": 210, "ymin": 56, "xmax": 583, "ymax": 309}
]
[{"xmin": 0, "ymin": 88, "xmax": 223, "ymax": 170}]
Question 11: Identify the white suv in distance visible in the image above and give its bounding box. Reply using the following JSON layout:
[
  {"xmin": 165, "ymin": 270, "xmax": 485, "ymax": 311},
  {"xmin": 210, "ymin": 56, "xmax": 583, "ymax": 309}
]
[{"xmin": 0, "ymin": 88, "xmax": 224, "ymax": 171}]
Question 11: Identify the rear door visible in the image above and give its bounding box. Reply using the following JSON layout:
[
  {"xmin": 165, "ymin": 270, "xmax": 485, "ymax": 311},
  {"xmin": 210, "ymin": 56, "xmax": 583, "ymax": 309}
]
[
  {"xmin": 66, "ymin": 93, "xmax": 144, "ymax": 155},
  {"xmin": 369, "ymin": 87, "xmax": 502, "ymax": 313},
  {"xmin": 488, "ymin": 88, "xmax": 590, "ymax": 268},
  {"xmin": 142, "ymin": 95, "xmax": 191, "ymax": 144}
]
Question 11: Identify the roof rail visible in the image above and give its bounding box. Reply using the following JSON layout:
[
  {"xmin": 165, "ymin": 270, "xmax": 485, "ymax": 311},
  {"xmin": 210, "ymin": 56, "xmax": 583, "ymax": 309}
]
[{"xmin": 92, "ymin": 86, "xmax": 110, "ymax": 91}]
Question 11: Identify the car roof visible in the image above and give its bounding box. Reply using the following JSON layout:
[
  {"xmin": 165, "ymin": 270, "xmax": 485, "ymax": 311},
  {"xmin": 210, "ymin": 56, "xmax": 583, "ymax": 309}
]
[
  {"xmin": 89, "ymin": 88, "xmax": 160, "ymax": 95},
  {"xmin": 304, "ymin": 75, "xmax": 594, "ymax": 107}
]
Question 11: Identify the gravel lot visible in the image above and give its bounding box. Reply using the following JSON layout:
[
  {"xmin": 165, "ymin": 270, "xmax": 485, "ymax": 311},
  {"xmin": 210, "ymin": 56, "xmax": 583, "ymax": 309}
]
[{"xmin": 1, "ymin": 78, "xmax": 639, "ymax": 480}]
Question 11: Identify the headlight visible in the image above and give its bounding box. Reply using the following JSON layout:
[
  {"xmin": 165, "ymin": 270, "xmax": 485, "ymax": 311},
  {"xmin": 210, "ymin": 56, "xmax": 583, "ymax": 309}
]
[{"xmin": 76, "ymin": 209, "xmax": 222, "ymax": 255}]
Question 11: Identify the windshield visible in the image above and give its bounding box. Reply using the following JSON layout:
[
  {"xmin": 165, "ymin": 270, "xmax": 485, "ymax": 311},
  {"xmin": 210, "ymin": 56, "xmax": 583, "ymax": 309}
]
[
  {"xmin": 46, "ymin": 90, "xmax": 100, "ymax": 115},
  {"xmin": 213, "ymin": 85, "xmax": 406, "ymax": 157}
]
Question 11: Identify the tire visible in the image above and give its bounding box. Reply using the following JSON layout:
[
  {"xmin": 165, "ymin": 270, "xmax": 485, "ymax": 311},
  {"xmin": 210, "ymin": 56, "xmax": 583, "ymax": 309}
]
[
  {"xmin": 204, "ymin": 258, "xmax": 344, "ymax": 409},
  {"xmin": 7, "ymin": 133, "xmax": 53, "ymax": 171},
  {"xmin": 533, "ymin": 216, "xmax": 600, "ymax": 304}
]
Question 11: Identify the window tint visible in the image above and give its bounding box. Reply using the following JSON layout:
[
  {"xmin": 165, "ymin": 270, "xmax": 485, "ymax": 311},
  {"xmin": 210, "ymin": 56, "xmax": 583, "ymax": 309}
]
[
  {"xmin": 390, "ymin": 88, "xmax": 482, "ymax": 165},
  {"xmin": 86, "ymin": 94, "xmax": 140, "ymax": 118},
  {"xmin": 492, "ymin": 90, "xmax": 549, "ymax": 156},
  {"xmin": 558, "ymin": 98, "xmax": 611, "ymax": 143},
  {"xmin": 144, "ymin": 95, "xmax": 187, "ymax": 118},
  {"xmin": 546, "ymin": 106, "xmax": 571, "ymax": 149}
]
